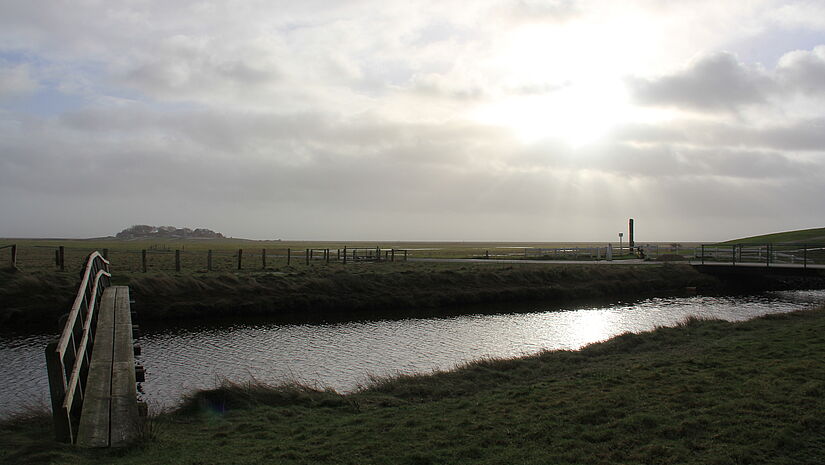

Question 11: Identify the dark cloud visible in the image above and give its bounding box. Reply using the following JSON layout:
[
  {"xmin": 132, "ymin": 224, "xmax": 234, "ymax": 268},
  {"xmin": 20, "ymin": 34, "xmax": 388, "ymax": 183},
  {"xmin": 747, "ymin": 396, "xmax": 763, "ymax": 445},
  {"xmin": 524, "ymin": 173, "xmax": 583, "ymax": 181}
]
[{"xmin": 628, "ymin": 52, "xmax": 775, "ymax": 111}]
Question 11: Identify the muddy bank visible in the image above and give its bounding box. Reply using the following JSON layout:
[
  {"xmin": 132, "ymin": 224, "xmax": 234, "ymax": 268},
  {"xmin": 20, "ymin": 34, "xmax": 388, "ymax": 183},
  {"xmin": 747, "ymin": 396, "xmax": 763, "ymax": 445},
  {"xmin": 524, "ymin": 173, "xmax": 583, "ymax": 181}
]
[{"xmin": 2, "ymin": 263, "xmax": 823, "ymax": 331}]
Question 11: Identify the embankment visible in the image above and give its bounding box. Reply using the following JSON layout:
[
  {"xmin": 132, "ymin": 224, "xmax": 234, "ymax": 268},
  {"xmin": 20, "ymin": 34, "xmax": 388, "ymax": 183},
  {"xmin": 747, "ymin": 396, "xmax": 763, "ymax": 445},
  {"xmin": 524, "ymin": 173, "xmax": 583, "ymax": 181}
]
[{"xmin": 2, "ymin": 263, "xmax": 823, "ymax": 331}]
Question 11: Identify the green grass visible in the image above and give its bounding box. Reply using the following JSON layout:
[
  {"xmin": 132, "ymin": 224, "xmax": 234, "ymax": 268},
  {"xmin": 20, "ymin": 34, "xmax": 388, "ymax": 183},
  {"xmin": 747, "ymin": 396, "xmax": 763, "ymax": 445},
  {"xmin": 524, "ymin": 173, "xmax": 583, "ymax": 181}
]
[
  {"xmin": 4, "ymin": 306, "xmax": 825, "ymax": 464},
  {"xmin": 720, "ymin": 227, "xmax": 825, "ymax": 245}
]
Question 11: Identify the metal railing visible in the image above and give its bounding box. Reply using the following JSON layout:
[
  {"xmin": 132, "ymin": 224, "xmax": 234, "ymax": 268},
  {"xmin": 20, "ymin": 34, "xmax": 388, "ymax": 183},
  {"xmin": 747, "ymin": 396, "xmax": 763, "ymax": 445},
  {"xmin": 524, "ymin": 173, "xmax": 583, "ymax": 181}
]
[
  {"xmin": 44, "ymin": 251, "xmax": 111, "ymax": 443},
  {"xmin": 695, "ymin": 243, "xmax": 825, "ymax": 269}
]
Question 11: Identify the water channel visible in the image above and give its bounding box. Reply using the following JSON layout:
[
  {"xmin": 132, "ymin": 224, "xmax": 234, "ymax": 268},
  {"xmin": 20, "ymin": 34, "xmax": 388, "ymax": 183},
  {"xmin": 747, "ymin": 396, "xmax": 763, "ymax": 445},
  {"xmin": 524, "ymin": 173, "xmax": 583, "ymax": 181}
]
[{"xmin": 2, "ymin": 289, "xmax": 824, "ymax": 419}]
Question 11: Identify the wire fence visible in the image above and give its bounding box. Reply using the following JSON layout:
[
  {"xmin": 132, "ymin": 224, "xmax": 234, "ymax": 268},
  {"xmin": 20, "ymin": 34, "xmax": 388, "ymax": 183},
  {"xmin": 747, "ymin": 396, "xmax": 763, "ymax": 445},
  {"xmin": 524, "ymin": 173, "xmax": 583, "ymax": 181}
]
[{"xmin": 0, "ymin": 244, "xmax": 412, "ymax": 273}]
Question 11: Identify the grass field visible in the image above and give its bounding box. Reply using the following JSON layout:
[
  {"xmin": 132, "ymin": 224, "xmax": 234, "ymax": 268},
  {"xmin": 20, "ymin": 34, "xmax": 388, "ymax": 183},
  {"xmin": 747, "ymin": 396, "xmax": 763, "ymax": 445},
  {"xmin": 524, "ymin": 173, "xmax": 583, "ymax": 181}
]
[
  {"xmin": 3, "ymin": 306, "xmax": 824, "ymax": 464},
  {"xmin": 0, "ymin": 238, "xmax": 694, "ymax": 275},
  {"xmin": 720, "ymin": 227, "xmax": 825, "ymax": 245}
]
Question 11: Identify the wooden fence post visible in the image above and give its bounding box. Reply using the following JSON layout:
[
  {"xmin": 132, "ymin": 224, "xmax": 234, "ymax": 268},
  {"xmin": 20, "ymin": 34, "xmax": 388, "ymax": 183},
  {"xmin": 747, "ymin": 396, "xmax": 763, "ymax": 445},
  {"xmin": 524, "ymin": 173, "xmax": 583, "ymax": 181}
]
[
  {"xmin": 59, "ymin": 246, "xmax": 65, "ymax": 271},
  {"xmin": 404, "ymin": 250, "xmax": 408, "ymax": 261},
  {"xmin": 207, "ymin": 250, "xmax": 213, "ymax": 271},
  {"xmin": 287, "ymin": 248, "xmax": 291, "ymax": 266},
  {"xmin": 325, "ymin": 249, "xmax": 330, "ymax": 264},
  {"xmin": 306, "ymin": 249, "xmax": 310, "ymax": 266},
  {"xmin": 55, "ymin": 250, "xmax": 59, "ymax": 267},
  {"xmin": 343, "ymin": 246, "xmax": 347, "ymax": 264},
  {"xmin": 262, "ymin": 249, "xmax": 267, "ymax": 269},
  {"xmin": 391, "ymin": 249, "xmax": 395, "ymax": 262},
  {"xmin": 142, "ymin": 250, "xmax": 147, "ymax": 272},
  {"xmin": 175, "ymin": 250, "xmax": 181, "ymax": 272},
  {"xmin": 10, "ymin": 244, "xmax": 17, "ymax": 268},
  {"xmin": 238, "ymin": 249, "xmax": 243, "ymax": 270}
]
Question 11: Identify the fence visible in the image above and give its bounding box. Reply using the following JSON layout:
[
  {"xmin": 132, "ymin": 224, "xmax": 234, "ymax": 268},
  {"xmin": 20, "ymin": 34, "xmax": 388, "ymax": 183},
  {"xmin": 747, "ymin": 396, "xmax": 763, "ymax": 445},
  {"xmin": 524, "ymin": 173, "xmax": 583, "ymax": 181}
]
[
  {"xmin": 1, "ymin": 244, "xmax": 410, "ymax": 273},
  {"xmin": 696, "ymin": 243, "xmax": 825, "ymax": 268}
]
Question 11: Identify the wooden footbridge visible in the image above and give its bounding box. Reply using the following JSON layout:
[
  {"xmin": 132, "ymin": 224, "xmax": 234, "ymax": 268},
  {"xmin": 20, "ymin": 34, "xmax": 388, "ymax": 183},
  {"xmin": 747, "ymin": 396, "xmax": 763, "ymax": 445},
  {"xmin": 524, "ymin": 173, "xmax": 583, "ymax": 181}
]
[{"xmin": 45, "ymin": 252, "xmax": 145, "ymax": 447}]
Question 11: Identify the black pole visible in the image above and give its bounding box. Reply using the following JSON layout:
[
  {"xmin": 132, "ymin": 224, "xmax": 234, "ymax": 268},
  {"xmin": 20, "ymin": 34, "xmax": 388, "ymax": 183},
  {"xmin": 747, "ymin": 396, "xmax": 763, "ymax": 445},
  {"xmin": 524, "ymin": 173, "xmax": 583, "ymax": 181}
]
[{"xmin": 804, "ymin": 244, "xmax": 807, "ymax": 270}]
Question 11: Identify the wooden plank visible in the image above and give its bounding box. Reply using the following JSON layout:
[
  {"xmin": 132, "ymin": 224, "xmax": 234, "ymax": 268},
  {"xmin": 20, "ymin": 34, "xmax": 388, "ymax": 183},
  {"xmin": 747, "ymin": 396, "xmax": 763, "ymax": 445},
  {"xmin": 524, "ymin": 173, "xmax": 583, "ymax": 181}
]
[
  {"xmin": 111, "ymin": 361, "xmax": 136, "ymax": 397},
  {"xmin": 110, "ymin": 396, "xmax": 139, "ymax": 447},
  {"xmin": 76, "ymin": 361, "xmax": 112, "ymax": 447},
  {"xmin": 111, "ymin": 286, "xmax": 139, "ymax": 447},
  {"xmin": 76, "ymin": 286, "xmax": 118, "ymax": 447},
  {"xmin": 112, "ymin": 287, "xmax": 133, "ymax": 363}
]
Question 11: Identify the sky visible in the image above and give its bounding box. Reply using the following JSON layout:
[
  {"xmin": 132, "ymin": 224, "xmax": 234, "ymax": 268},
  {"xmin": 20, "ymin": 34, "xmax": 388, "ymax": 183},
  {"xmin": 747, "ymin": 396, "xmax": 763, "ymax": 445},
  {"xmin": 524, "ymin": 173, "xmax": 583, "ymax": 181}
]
[{"xmin": 1, "ymin": 0, "xmax": 825, "ymax": 242}]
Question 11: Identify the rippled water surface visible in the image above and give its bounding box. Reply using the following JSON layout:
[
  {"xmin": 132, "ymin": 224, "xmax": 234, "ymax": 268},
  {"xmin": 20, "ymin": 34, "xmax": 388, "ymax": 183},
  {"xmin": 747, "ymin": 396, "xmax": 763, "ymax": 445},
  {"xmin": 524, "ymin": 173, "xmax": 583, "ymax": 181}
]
[{"xmin": 2, "ymin": 290, "xmax": 824, "ymax": 417}]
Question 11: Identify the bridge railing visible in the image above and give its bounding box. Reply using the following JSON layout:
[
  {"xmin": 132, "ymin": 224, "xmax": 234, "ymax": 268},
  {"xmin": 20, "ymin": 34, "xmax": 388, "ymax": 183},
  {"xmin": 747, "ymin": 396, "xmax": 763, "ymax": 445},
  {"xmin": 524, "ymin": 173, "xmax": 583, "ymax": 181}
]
[
  {"xmin": 695, "ymin": 243, "xmax": 825, "ymax": 268},
  {"xmin": 44, "ymin": 251, "xmax": 111, "ymax": 443}
]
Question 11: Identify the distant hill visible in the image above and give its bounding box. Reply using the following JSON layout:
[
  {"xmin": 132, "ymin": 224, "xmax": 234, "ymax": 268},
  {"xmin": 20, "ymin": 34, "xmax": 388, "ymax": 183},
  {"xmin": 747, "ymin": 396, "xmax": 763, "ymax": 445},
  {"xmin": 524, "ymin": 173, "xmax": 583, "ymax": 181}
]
[
  {"xmin": 115, "ymin": 225, "xmax": 224, "ymax": 240},
  {"xmin": 720, "ymin": 227, "xmax": 825, "ymax": 245}
]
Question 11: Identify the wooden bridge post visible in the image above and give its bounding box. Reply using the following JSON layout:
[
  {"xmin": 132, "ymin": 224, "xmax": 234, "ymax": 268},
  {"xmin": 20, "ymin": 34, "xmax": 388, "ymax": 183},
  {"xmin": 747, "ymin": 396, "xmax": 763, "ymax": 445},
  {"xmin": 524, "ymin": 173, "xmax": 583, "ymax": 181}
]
[
  {"xmin": 237, "ymin": 249, "xmax": 243, "ymax": 270},
  {"xmin": 175, "ymin": 250, "xmax": 181, "ymax": 272},
  {"xmin": 10, "ymin": 244, "xmax": 16, "ymax": 268},
  {"xmin": 207, "ymin": 250, "xmax": 213, "ymax": 271},
  {"xmin": 262, "ymin": 249, "xmax": 267, "ymax": 269},
  {"xmin": 141, "ymin": 250, "xmax": 147, "ymax": 272},
  {"xmin": 45, "ymin": 341, "xmax": 73, "ymax": 443}
]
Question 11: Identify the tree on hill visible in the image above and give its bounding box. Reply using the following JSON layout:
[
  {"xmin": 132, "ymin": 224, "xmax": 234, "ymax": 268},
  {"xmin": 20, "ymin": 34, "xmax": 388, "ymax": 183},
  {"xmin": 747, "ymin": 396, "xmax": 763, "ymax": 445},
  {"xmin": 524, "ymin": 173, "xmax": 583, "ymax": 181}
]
[{"xmin": 115, "ymin": 225, "xmax": 224, "ymax": 239}]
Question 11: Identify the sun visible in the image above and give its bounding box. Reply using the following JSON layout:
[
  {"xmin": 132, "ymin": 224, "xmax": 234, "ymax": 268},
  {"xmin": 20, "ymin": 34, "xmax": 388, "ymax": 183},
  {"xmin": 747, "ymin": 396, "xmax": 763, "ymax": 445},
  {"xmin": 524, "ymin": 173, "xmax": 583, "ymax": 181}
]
[
  {"xmin": 468, "ymin": 12, "xmax": 656, "ymax": 147},
  {"xmin": 471, "ymin": 80, "xmax": 631, "ymax": 147}
]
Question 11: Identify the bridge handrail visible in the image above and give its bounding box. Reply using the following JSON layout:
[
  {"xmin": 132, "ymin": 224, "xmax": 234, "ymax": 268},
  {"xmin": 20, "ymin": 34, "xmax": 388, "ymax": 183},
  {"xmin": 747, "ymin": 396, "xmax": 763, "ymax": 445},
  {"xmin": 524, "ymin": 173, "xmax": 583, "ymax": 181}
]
[
  {"xmin": 695, "ymin": 242, "xmax": 825, "ymax": 268},
  {"xmin": 45, "ymin": 251, "xmax": 111, "ymax": 443}
]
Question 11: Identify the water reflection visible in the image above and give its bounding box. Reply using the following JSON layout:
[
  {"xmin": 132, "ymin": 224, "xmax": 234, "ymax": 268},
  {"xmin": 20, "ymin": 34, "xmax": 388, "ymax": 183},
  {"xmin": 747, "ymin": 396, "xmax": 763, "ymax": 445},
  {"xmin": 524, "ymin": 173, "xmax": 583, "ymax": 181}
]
[{"xmin": 1, "ymin": 290, "xmax": 823, "ymax": 418}]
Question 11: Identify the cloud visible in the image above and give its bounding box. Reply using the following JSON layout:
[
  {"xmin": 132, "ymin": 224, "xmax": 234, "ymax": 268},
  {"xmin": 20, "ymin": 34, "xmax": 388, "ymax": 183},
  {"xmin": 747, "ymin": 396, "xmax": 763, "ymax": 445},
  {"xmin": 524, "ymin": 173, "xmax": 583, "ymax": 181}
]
[
  {"xmin": 628, "ymin": 52, "xmax": 775, "ymax": 111},
  {"xmin": 615, "ymin": 117, "xmax": 825, "ymax": 152},
  {"xmin": 777, "ymin": 45, "xmax": 825, "ymax": 94},
  {"xmin": 0, "ymin": 62, "xmax": 38, "ymax": 100}
]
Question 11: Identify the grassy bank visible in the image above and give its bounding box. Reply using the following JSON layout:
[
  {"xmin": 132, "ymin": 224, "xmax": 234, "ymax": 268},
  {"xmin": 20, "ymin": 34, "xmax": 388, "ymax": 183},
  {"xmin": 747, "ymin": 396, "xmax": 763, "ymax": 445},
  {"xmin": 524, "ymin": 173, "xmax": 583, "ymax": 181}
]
[
  {"xmin": 720, "ymin": 227, "xmax": 825, "ymax": 245},
  {"xmin": 1, "ymin": 262, "xmax": 734, "ymax": 330},
  {"xmin": 4, "ymin": 305, "xmax": 824, "ymax": 464}
]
